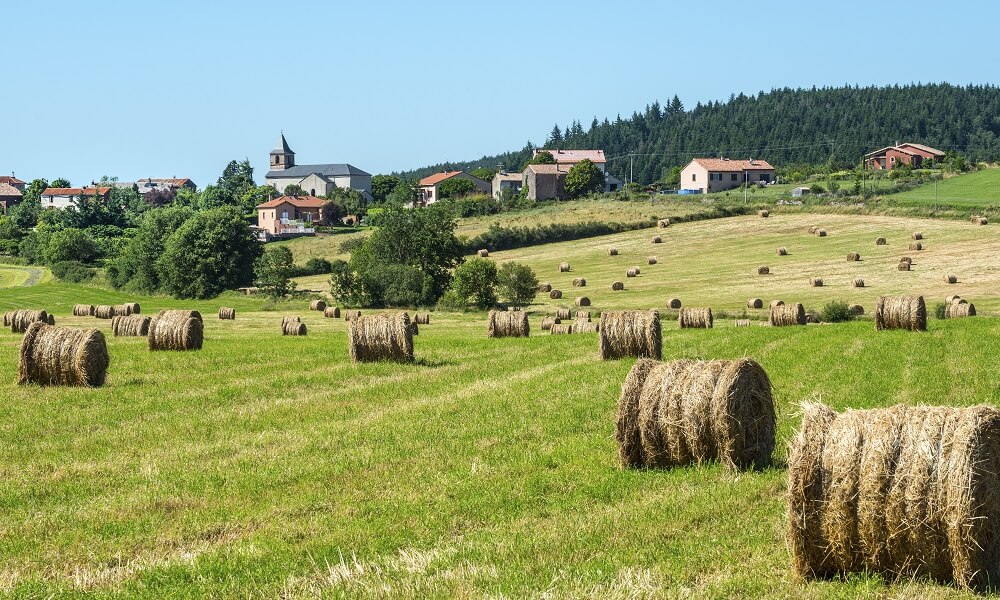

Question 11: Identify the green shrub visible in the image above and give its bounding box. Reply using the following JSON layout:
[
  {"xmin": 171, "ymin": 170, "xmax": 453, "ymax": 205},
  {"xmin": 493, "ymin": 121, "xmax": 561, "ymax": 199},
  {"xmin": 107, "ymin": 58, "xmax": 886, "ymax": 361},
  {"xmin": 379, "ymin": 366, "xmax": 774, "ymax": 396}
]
[
  {"xmin": 50, "ymin": 260, "xmax": 97, "ymax": 283},
  {"xmin": 821, "ymin": 300, "xmax": 853, "ymax": 323},
  {"xmin": 451, "ymin": 258, "xmax": 498, "ymax": 309},
  {"xmin": 338, "ymin": 236, "xmax": 365, "ymax": 255},
  {"xmin": 302, "ymin": 257, "xmax": 333, "ymax": 275},
  {"xmin": 934, "ymin": 302, "xmax": 947, "ymax": 320},
  {"xmin": 436, "ymin": 289, "xmax": 468, "ymax": 311}
]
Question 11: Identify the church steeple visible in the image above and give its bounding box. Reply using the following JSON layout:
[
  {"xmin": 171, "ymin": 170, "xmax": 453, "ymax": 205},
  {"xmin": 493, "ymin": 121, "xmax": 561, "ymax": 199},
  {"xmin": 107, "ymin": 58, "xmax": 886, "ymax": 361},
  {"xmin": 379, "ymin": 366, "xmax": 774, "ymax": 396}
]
[{"xmin": 269, "ymin": 132, "xmax": 295, "ymax": 171}]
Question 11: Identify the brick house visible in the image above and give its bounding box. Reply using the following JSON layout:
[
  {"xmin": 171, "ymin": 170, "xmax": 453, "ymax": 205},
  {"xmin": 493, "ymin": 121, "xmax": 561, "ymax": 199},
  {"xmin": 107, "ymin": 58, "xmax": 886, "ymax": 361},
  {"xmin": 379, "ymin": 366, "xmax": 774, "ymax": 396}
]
[
  {"xmin": 256, "ymin": 195, "xmax": 329, "ymax": 240},
  {"xmin": 863, "ymin": 142, "xmax": 945, "ymax": 170},
  {"xmin": 523, "ymin": 164, "xmax": 569, "ymax": 200},
  {"xmin": 679, "ymin": 158, "xmax": 775, "ymax": 194},
  {"xmin": 39, "ymin": 186, "xmax": 112, "ymax": 210},
  {"xmin": 418, "ymin": 171, "xmax": 490, "ymax": 205}
]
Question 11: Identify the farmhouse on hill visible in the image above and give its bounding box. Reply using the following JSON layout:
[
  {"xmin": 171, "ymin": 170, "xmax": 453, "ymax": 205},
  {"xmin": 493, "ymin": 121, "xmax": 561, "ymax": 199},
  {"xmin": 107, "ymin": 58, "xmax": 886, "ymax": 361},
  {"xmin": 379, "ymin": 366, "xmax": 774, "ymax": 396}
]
[
  {"xmin": 256, "ymin": 195, "xmax": 330, "ymax": 241},
  {"xmin": 39, "ymin": 186, "xmax": 112, "ymax": 210},
  {"xmin": 531, "ymin": 148, "xmax": 622, "ymax": 192},
  {"xmin": 418, "ymin": 171, "xmax": 490, "ymax": 205},
  {"xmin": 264, "ymin": 133, "xmax": 373, "ymax": 201},
  {"xmin": 863, "ymin": 142, "xmax": 945, "ymax": 170},
  {"xmin": 523, "ymin": 163, "xmax": 569, "ymax": 200},
  {"xmin": 0, "ymin": 175, "xmax": 26, "ymax": 191},
  {"xmin": 0, "ymin": 183, "xmax": 21, "ymax": 214},
  {"xmin": 492, "ymin": 171, "xmax": 523, "ymax": 199},
  {"xmin": 679, "ymin": 157, "xmax": 775, "ymax": 194}
]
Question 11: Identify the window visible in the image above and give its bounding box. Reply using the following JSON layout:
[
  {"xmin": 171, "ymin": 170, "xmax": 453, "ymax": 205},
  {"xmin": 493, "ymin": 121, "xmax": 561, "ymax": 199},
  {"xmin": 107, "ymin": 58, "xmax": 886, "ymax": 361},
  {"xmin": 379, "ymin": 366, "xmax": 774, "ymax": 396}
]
[
  {"xmin": 310, "ymin": 188, "xmax": 316, "ymax": 196},
  {"xmin": 691, "ymin": 174, "xmax": 697, "ymax": 181},
  {"xmin": 731, "ymin": 173, "xmax": 738, "ymax": 181},
  {"xmin": 759, "ymin": 173, "xmax": 771, "ymax": 183},
  {"xmin": 709, "ymin": 173, "xmax": 723, "ymax": 182}
]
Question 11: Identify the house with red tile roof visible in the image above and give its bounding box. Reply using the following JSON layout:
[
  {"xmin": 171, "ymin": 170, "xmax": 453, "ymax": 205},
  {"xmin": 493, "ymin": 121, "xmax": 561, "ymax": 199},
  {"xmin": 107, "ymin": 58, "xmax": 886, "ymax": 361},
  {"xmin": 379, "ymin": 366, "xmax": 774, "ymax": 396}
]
[
  {"xmin": 0, "ymin": 183, "xmax": 22, "ymax": 214},
  {"xmin": 679, "ymin": 158, "xmax": 775, "ymax": 194},
  {"xmin": 256, "ymin": 195, "xmax": 329, "ymax": 240},
  {"xmin": 39, "ymin": 186, "xmax": 112, "ymax": 210},
  {"xmin": 0, "ymin": 176, "xmax": 26, "ymax": 191},
  {"xmin": 418, "ymin": 171, "xmax": 490, "ymax": 205},
  {"xmin": 864, "ymin": 142, "xmax": 945, "ymax": 170},
  {"xmin": 523, "ymin": 164, "xmax": 569, "ymax": 200},
  {"xmin": 530, "ymin": 149, "xmax": 622, "ymax": 192}
]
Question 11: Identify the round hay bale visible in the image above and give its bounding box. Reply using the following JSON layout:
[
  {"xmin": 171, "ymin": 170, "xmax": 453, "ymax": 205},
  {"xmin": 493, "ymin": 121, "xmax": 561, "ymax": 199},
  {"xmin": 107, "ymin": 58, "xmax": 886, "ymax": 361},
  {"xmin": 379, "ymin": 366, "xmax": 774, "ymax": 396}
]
[
  {"xmin": 769, "ymin": 303, "xmax": 806, "ymax": 326},
  {"xmin": 897, "ymin": 261, "xmax": 911, "ymax": 271},
  {"xmin": 847, "ymin": 252, "xmax": 861, "ymax": 262},
  {"xmin": 349, "ymin": 312, "xmax": 414, "ymax": 362},
  {"xmin": 657, "ymin": 219, "xmax": 670, "ymax": 228},
  {"xmin": 487, "ymin": 310, "xmax": 529, "ymax": 338},
  {"xmin": 626, "ymin": 266, "xmax": 641, "ymax": 277},
  {"xmin": 667, "ymin": 298, "xmax": 681, "ymax": 309},
  {"xmin": 46, "ymin": 314, "xmax": 55, "ymax": 326},
  {"xmin": 608, "ymin": 248, "xmax": 618, "ymax": 256},
  {"xmin": 758, "ymin": 209, "xmax": 769, "ymax": 218},
  {"xmin": 18, "ymin": 322, "xmax": 109, "ymax": 387},
  {"xmin": 572, "ymin": 277, "xmax": 586, "ymax": 287},
  {"xmin": 815, "ymin": 228, "xmax": 827, "ymax": 237},
  {"xmin": 875, "ymin": 237, "xmax": 887, "ymax": 246},
  {"xmin": 747, "ymin": 298, "xmax": 763, "ymax": 309},
  {"xmin": 617, "ymin": 358, "xmax": 775, "ymax": 471},
  {"xmin": 94, "ymin": 305, "xmax": 116, "ymax": 319},
  {"xmin": 559, "ymin": 262, "xmax": 571, "ymax": 273},
  {"xmin": 678, "ymin": 307, "xmax": 713, "ymax": 329},
  {"xmin": 575, "ymin": 310, "xmax": 591, "ymax": 321},
  {"xmin": 414, "ymin": 313, "xmax": 430, "ymax": 325},
  {"xmin": 156, "ymin": 309, "xmax": 203, "ymax": 321},
  {"xmin": 148, "ymin": 314, "xmax": 204, "ymax": 350},
  {"xmin": 537, "ymin": 282, "xmax": 552, "ymax": 293},
  {"xmin": 769, "ymin": 299, "xmax": 785, "ymax": 309},
  {"xmin": 9, "ymin": 309, "xmax": 49, "ymax": 333},
  {"xmin": 976, "ymin": 216, "xmax": 988, "ymax": 225},
  {"xmin": 2, "ymin": 311, "xmax": 10, "ymax": 327},
  {"xmin": 282, "ymin": 320, "xmax": 307, "ymax": 335},
  {"xmin": 776, "ymin": 247, "xmax": 788, "ymax": 256},
  {"xmin": 550, "ymin": 323, "xmax": 573, "ymax": 335},
  {"xmin": 874, "ymin": 295, "xmax": 926, "ymax": 331},
  {"xmin": 944, "ymin": 273, "xmax": 958, "ymax": 284},
  {"xmin": 946, "ymin": 295, "xmax": 962, "ymax": 305},
  {"xmin": 549, "ymin": 289, "xmax": 562, "ymax": 300},
  {"xmin": 73, "ymin": 304, "xmax": 95, "ymax": 317},
  {"xmin": 945, "ymin": 302, "xmax": 976, "ymax": 318},
  {"xmin": 281, "ymin": 315, "xmax": 301, "ymax": 327},
  {"xmin": 556, "ymin": 308, "xmax": 572, "ymax": 320},
  {"xmin": 787, "ymin": 402, "xmax": 1000, "ymax": 590},
  {"xmin": 115, "ymin": 304, "xmax": 133, "ymax": 316},
  {"xmin": 125, "ymin": 303, "xmax": 140, "ymax": 314},
  {"xmin": 647, "ymin": 256, "xmax": 657, "ymax": 265},
  {"xmin": 599, "ymin": 310, "xmax": 661, "ymax": 360},
  {"xmin": 852, "ymin": 278, "xmax": 865, "ymax": 288},
  {"xmin": 611, "ymin": 281, "xmax": 624, "ymax": 291},
  {"xmin": 111, "ymin": 315, "xmax": 151, "ymax": 336},
  {"xmin": 477, "ymin": 249, "xmax": 489, "ymax": 257},
  {"xmin": 912, "ymin": 231, "xmax": 923, "ymax": 240},
  {"xmin": 809, "ymin": 277, "xmax": 824, "ymax": 287},
  {"xmin": 849, "ymin": 304, "xmax": 864, "ymax": 316},
  {"xmin": 908, "ymin": 242, "xmax": 923, "ymax": 251},
  {"xmin": 309, "ymin": 299, "xmax": 327, "ymax": 311},
  {"xmin": 807, "ymin": 226, "xmax": 818, "ymax": 234},
  {"xmin": 758, "ymin": 265, "xmax": 770, "ymax": 275},
  {"xmin": 343, "ymin": 310, "xmax": 362, "ymax": 322},
  {"xmin": 575, "ymin": 297, "xmax": 591, "ymax": 307},
  {"xmin": 323, "ymin": 306, "xmax": 340, "ymax": 319},
  {"xmin": 219, "ymin": 307, "xmax": 237, "ymax": 320},
  {"xmin": 734, "ymin": 319, "xmax": 751, "ymax": 327},
  {"xmin": 899, "ymin": 256, "xmax": 912, "ymax": 264},
  {"xmin": 540, "ymin": 316, "xmax": 559, "ymax": 331},
  {"xmin": 652, "ymin": 236, "xmax": 662, "ymax": 244},
  {"xmin": 573, "ymin": 321, "xmax": 598, "ymax": 334}
]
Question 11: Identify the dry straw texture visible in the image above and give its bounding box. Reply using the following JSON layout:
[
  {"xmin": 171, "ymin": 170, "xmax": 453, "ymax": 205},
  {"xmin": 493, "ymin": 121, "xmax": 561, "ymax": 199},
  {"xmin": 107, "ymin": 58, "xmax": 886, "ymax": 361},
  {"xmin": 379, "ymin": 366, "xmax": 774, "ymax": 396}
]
[
  {"xmin": 574, "ymin": 321, "xmax": 598, "ymax": 334},
  {"xmin": 322, "ymin": 306, "xmax": 340, "ymax": 318},
  {"xmin": 550, "ymin": 323, "xmax": 573, "ymax": 335},
  {"xmin": 657, "ymin": 219, "xmax": 670, "ymax": 228},
  {"xmin": 348, "ymin": 312, "xmax": 414, "ymax": 363},
  {"xmin": 111, "ymin": 315, "xmax": 151, "ymax": 337},
  {"xmin": 549, "ymin": 289, "xmax": 563, "ymax": 299},
  {"xmin": 572, "ymin": 277, "xmax": 586, "ymax": 287},
  {"xmin": 787, "ymin": 402, "xmax": 1000, "ymax": 590},
  {"xmin": 608, "ymin": 248, "xmax": 618, "ymax": 256},
  {"xmin": 599, "ymin": 310, "xmax": 661, "ymax": 360},
  {"xmin": 944, "ymin": 273, "xmax": 958, "ymax": 284},
  {"xmin": 73, "ymin": 304, "xmax": 94, "ymax": 317},
  {"xmin": 8, "ymin": 309, "xmax": 49, "ymax": 333},
  {"xmin": 309, "ymin": 300, "xmax": 326, "ymax": 311},
  {"xmin": 219, "ymin": 307, "xmax": 237, "ymax": 320},
  {"xmin": 115, "ymin": 304, "xmax": 134, "ymax": 316},
  {"xmin": 414, "ymin": 313, "xmax": 430, "ymax": 325},
  {"xmin": 344, "ymin": 310, "xmax": 362, "ymax": 322},
  {"xmin": 678, "ymin": 307, "xmax": 713, "ymax": 329},
  {"xmin": 18, "ymin": 322, "xmax": 109, "ymax": 387},
  {"xmin": 575, "ymin": 310, "xmax": 592, "ymax": 321},
  {"xmin": 909, "ymin": 242, "xmax": 923, "ymax": 251},
  {"xmin": 148, "ymin": 313, "xmax": 204, "ymax": 351},
  {"xmin": 809, "ymin": 277, "xmax": 824, "ymax": 287},
  {"xmin": 769, "ymin": 303, "xmax": 806, "ymax": 326},
  {"xmin": 575, "ymin": 297, "xmax": 591, "ymax": 307},
  {"xmin": 626, "ymin": 267, "xmax": 640, "ymax": 278},
  {"xmin": 94, "ymin": 305, "xmax": 116, "ymax": 319},
  {"xmin": 758, "ymin": 265, "xmax": 770, "ymax": 275},
  {"xmin": 2, "ymin": 311, "xmax": 9, "ymax": 327},
  {"xmin": 769, "ymin": 299, "xmax": 785, "ymax": 309},
  {"xmin": 976, "ymin": 216, "xmax": 988, "ymax": 225},
  {"xmin": 777, "ymin": 247, "xmax": 788, "ymax": 256},
  {"xmin": 487, "ymin": 310, "xmax": 530, "ymax": 338},
  {"xmin": 875, "ymin": 295, "xmax": 926, "ymax": 331},
  {"xmin": 477, "ymin": 249, "xmax": 489, "ymax": 257},
  {"xmin": 945, "ymin": 302, "xmax": 976, "ymax": 318},
  {"xmin": 847, "ymin": 252, "xmax": 861, "ymax": 262},
  {"xmin": 747, "ymin": 298, "xmax": 763, "ymax": 309},
  {"xmin": 946, "ymin": 294, "xmax": 962, "ymax": 304},
  {"xmin": 126, "ymin": 302, "xmax": 140, "ymax": 314},
  {"xmin": 849, "ymin": 304, "xmax": 864, "ymax": 316},
  {"xmin": 815, "ymin": 229, "xmax": 827, "ymax": 237},
  {"xmin": 652, "ymin": 236, "xmax": 662, "ymax": 244},
  {"xmin": 46, "ymin": 314, "xmax": 55, "ymax": 326},
  {"xmin": 611, "ymin": 281, "xmax": 624, "ymax": 291},
  {"xmin": 912, "ymin": 231, "xmax": 923, "ymax": 240},
  {"xmin": 556, "ymin": 308, "xmax": 572, "ymax": 320},
  {"xmin": 808, "ymin": 226, "xmax": 818, "ymax": 234},
  {"xmin": 281, "ymin": 321, "xmax": 307, "ymax": 336},
  {"xmin": 537, "ymin": 282, "xmax": 552, "ymax": 293},
  {"xmin": 559, "ymin": 262, "xmax": 570, "ymax": 272},
  {"xmin": 898, "ymin": 261, "xmax": 911, "ymax": 272},
  {"xmin": 875, "ymin": 237, "xmax": 887, "ymax": 245},
  {"xmin": 616, "ymin": 358, "xmax": 775, "ymax": 471},
  {"xmin": 647, "ymin": 256, "xmax": 657, "ymax": 265},
  {"xmin": 758, "ymin": 209, "xmax": 769, "ymax": 218},
  {"xmin": 735, "ymin": 319, "xmax": 751, "ymax": 327},
  {"xmin": 852, "ymin": 278, "xmax": 865, "ymax": 288},
  {"xmin": 900, "ymin": 256, "xmax": 913, "ymax": 265},
  {"xmin": 667, "ymin": 298, "xmax": 682, "ymax": 309},
  {"xmin": 540, "ymin": 316, "xmax": 559, "ymax": 331}
]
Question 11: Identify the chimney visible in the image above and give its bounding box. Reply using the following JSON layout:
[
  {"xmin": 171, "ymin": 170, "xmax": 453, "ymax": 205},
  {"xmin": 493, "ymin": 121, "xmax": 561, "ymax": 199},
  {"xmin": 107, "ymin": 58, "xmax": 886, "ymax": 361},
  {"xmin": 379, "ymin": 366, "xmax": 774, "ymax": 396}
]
[{"xmin": 895, "ymin": 140, "xmax": 900, "ymax": 147}]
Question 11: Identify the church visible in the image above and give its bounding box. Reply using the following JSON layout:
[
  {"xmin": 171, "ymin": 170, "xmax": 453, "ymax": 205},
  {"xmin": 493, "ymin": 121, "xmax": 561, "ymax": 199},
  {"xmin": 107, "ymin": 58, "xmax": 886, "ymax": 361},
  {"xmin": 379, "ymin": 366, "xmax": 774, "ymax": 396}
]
[{"xmin": 263, "ymin": 134, "xmax": 373, "ymax": 200}]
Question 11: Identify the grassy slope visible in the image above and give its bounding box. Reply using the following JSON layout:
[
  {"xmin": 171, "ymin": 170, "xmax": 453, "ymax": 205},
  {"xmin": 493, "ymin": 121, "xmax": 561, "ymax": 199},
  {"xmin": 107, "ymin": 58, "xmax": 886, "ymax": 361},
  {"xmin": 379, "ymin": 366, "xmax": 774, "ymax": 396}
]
[
  {"xmin": 890, "ymin": 168, "xmax": 1000, "ymax": 208},
  {"xmin": 0, "ymin": 281, "xmax": 998, "ymax": 597},
  {"xmin": 0, "ymin": 265, "xmax": 51, "ymax": 288}
]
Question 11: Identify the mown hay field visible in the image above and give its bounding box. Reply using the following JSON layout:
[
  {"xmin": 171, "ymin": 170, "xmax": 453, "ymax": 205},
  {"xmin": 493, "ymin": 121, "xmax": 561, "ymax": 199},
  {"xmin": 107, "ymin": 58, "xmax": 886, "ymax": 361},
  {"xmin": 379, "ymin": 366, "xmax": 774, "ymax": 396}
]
[{"xmin": 1, "ymin": 281, "xmax": 999, "ymax": 597}]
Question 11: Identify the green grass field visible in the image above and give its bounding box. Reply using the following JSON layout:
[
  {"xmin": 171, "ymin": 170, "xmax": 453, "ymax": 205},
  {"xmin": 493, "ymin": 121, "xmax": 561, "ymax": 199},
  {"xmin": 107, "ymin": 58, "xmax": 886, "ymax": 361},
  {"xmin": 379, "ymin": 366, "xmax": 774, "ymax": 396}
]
[
  {"xmin": 891, "ymin": 168, "xmax": 1000, "ymax": 208},
  {"xmin": 1, "ymin": 281, "xmax": 999, "ymax": 597},
  {"xmin": 0, "ymin": 264, "xmax": 51, "ymax": 288}
]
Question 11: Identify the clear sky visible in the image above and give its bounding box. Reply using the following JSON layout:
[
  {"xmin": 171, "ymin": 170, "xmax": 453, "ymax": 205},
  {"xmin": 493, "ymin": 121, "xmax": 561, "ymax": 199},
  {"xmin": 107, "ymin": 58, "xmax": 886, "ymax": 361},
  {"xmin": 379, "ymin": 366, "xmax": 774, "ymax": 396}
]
[{"xmin": 3, "ymin": 0, "xmax": 998, "ymax": 188}]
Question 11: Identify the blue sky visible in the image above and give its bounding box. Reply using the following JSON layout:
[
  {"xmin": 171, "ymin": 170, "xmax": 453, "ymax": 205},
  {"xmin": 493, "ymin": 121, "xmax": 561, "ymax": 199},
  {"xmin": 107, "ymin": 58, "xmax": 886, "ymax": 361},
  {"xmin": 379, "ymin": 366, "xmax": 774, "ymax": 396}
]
[{"xmin": 3, "ymin": 0, "xmax": 998, "ymax": 188}]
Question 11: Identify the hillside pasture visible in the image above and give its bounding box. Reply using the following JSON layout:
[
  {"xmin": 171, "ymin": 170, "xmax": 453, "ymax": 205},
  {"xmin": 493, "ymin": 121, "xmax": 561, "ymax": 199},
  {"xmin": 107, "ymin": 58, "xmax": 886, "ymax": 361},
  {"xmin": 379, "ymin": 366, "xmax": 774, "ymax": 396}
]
[{"xmin": 890, "ymin": 167, "xmax": 1000, "ymax": 208}]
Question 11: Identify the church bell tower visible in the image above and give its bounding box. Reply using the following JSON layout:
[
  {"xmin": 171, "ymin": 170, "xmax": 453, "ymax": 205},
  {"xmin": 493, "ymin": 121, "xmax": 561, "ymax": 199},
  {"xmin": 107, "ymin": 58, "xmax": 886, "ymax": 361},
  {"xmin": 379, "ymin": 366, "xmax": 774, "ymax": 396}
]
[{"xmin": 269, "ymin": 132, "xmax": 295, "ymax": 171}]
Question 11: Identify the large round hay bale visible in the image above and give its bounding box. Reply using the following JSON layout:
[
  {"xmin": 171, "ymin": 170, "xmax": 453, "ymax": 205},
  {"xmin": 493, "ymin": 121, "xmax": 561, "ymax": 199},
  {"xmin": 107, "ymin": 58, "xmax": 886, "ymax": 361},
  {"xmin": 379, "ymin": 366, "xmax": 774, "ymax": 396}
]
[
  {"xmin": 874, "ymin": 295, "xmax": 926, "ymax": 331},
  {"xmin": 94, "ymin": 305, "xmax": 116, "ymax": 319},
  {"xmin": 626, "ymin": 266, "xmax": 641, "ymax": 277},
  {"xmin": 309, "ymin": 299, "xmax": 326, "ymax": 311},
  {"xmin": 617, "ymin": 358, "xmax": 775, "ymax": 471},
  {"xmin": 575, "ymin": 297, "xmax": 591, "ymax": 307},
  {"xmin": 976, "ymin": 216, "xmax": 988, "ymax": 225},
  {"xmin": 549, "ymin": 289, "xmax": 562, "ymax": 299},
  {"xmin": 115, "ymin": 304, "xmax": 133, "ymax": 316},
  {"xmin": 2, "ymin": 311, "xmax": 10, "ymax": 327},
  {"xmin": 847, "ymin": 252, "xmax": 861, "ymax": 262},
  {"xmin": 667, "ymin": 298, "xmax": 681, "ymax": 309},
  {"xmin": 9, "ymin": 309, "xmax": 49, "ymax": 333},
  {"xmin": 414, "ymin": 313, "xmax": 430, "ymax": 325},
  {"xmin": 944, "ymin": 273, "xmax": 958, "ymax": 284},
  {"xmin": 572, "ymin": 277, "xmax": 586, "ymax": 287},
  {"xmin": 747, "ymin": 298, "xmax": 763, "ymax": 309},
  {"xmin": 281, "ymin": 315, "xmax": 300, "ymax": 327},
  {"xmin": 487, "ymin": 310, "xmax": 529, "ymax": 338},
  {"xmin": 573, "ymin": 321, "xmax": 598, "ymax": 334},
  {"xmin": 912, "ymin": 231, "xmax": 923, "ymax": 240},
  {"xmin": 608, "ymin": 248, "xmax": 618, "ymax": 256},
  {"xmin": 758, "ymin": 265, "xmax": 770, "ymax": 275},
  {"xmin": 343, "ymin": 310, "xmax": 362, "ymax": 322},
  {"xmin": 559, "ymin": 262, "xmax": 570, "ymax": 273},
  {"xmin": 815, "ymin": 228, "xmax": 827, "ymax": 237},
  {"xmin": 540, "ymin": 316, "xmax": 559, "ymax": 331},
  {"xmin": 575, "ymin": 310, "xmax": 591, "ymax": 321},
  {"xmin": 477, "ymin": 249, "xmax": 489, "ymax": 257},
  {"xmin": 652, "ymin": 236, "xmax": 662, "ymax": 244},
  {"xmin": 875, "ymin": 237, "xmax": 887, "ymax": 246},
  {"xmin": 348, "ymin": 312, "xmax": 414, "ymax": 362},
  {"xmin": 647, "ymin": 256, "xmax": 657, "ymax": 265},
  {"xmin": 758, "ymin": 209, "xmax": 769, "ymax": 218},
  {"xmin": 219, "ymin": 307, "xmax": 237, "ymax": 320},
  {"xmin": 111, "ymin": 315, "xmax": 151, "ymax": 336},
  {"xmin": 18, "ymin": 322, "xmax": 109, "ymax": 387},
  {"xmin": 537, "ymin": 282, "xmax": 552, "ymax": 293},
  {"xmin": 156, "ymin": 309, "xmax": 203, "ymax": 321},
  {"xmin": 945, "ymin": 302, "xmax": 976, "ymax": 318},
  {"xmin": 769, "ymin": 303, "xmax": 806, "ymax": 326},
  {"xmin": 556, "ymin": 308, "xmax": 571, "ymax": 320},
  {"xmin": 148, "ymin": 313, "xmax": 204, "ymax": 351},
  {"xmin": 611, "ymin": 281, "xmax": 624, "ymax": 291},
  {"xmin": 125, "ymin": 303, "xmax": 140, "ymax": 314},
  {"xmin": 897, "ymin": 261, "xmax": 911, "ymax": 271},
  {"xmin": 769, "ymin": 299, "xmax": 784, "ymax": 309},
  {"xmin": 678, "ymin": 307, "xmax": 713, "ymax": 329},
  {"xmin": 852, "ymin": 278, "xmax": 864, "ymax": 288},
  {"xmin": 598, "ymin": 310, "xmax": 661, "ymax": 360},
  {"xmin": 322, "ymin": 306, "xmax": 339, "ymax": 318},
  {"xmin": 787, "ymin": 402, "xmax": 1000, "ymax": 590},
  {"xmin": 908, "ymin": 242, "xmax": 923, "ymax": 251},
  {"xmin": 849, "ymin": 304, "xmax": 864, "ymax": 316},
  {"xmin": 657, "ymin": 219, "xmax": 670, "ymax": 228},
  {"xmin": 550, "ymin": 323, "xmax": 573, "ymax": 335},
  {"xmin": 899, "ymin": 256, "xmax": 912, "ymax": 265},
  {"xmin": 73, "ymin": 304, "xmax": 95, "ymax": 317},
  {"xmin": 776, "ymin": 247, "xmax": 788, "ymax": 256},
  {"xmin": 282, "ymin": 320, "xmax": 307, "ymax": 335},
  {"xmin": 809, "ymin": 277, "xmax": 824, "ymax": 287},
  {"xmin": 946, "ymin": 294, "xmax": 962, "ymax": 305}
]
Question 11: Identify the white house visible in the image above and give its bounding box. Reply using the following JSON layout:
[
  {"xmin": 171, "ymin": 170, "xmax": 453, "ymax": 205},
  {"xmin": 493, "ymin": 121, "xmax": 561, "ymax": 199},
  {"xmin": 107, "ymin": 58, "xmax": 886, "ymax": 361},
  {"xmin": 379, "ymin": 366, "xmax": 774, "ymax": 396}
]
[
  {"xmin": 264, "ymin": 133, "xmax": 373, "ymax": 200},
  {"xmin": 39, "ymin": 186, "xmax": 112, "ymax": 210},
  {"xmin": 418, "ymin": 171, "xmax": 490, "ymax": 205}
]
